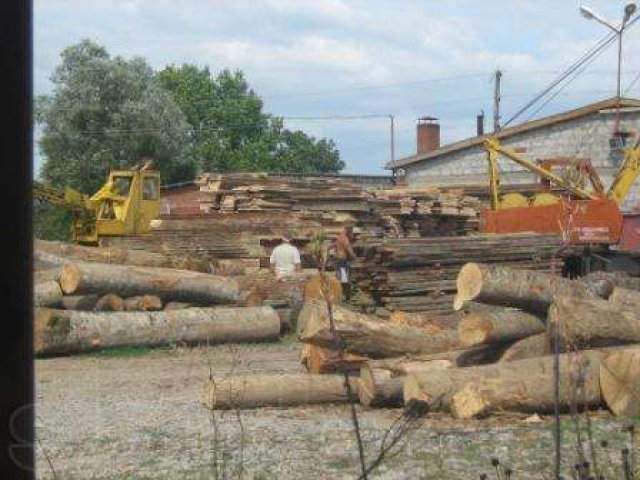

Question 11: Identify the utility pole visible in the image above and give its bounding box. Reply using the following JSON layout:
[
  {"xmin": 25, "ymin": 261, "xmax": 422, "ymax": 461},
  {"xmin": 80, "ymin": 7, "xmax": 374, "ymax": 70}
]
[
  {"xmin": 389, "ymin": 114, "xmax": 395, "ymax": 165},
  {"xmin": 493, "ymin": 69, "xmax": 502, "ymax": 132}
]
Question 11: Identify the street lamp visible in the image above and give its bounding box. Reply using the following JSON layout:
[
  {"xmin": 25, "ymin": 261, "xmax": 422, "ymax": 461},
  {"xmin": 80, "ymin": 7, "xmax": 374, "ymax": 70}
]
[{"xmin": 579, "ymin": 3, "xmax": 638, "ymax": 133}]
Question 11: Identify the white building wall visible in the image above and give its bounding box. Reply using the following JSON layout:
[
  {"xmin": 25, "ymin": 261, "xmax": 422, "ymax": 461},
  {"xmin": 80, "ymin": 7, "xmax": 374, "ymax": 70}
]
[{"xmin": 404, "ymin": 109, "xmax": 640, "ymax": 211}]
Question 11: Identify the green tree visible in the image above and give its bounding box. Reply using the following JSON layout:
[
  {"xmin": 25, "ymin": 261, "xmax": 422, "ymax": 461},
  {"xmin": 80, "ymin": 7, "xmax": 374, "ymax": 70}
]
[
  {"xmin": 36, "ymin": 39, "xmax": 193, "ymax": 193},
  {"xmin": 157, "ymin": 64, "xmax": 343, "ymax": 174}
]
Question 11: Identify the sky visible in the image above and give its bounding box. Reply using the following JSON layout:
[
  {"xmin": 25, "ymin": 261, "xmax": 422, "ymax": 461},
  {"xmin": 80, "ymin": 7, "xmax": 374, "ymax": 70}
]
[{"xmin": 34, "ymin": 0, "xmax": 640, "ymax": 175}]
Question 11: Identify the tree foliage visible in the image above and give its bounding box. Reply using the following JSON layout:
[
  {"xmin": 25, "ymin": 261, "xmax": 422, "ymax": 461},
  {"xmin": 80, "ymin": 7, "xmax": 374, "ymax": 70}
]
[
  {"xmin": 157, "ymin": 64, "xmax": 343, "ymax": 174},
  {"xmin": 36, "ymin": 39, "xmax": 193, "ymax": 193}
]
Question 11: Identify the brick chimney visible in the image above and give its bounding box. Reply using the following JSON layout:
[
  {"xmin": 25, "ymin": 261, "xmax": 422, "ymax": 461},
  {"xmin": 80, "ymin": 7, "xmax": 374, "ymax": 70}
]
[{"xmin": 416, "ymin": 116, "xmax": 440, "ymax": 154}]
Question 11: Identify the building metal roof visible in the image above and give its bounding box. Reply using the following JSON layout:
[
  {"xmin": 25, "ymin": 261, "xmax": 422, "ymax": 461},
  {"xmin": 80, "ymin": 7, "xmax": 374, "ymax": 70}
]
[{"xmin": 387, "ymin": 97, "xmax": 640, "ymax": 170}]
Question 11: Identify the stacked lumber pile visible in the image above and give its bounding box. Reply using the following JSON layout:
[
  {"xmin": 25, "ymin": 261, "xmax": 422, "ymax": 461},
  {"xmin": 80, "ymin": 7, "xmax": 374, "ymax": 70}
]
[
  {"xmin": 33, "ymin": 244, "xmax": 287, "ymax": 356},
  {"xmin": 351, "ymin": 233, "xmax": 563, "ymax": 314},
  {"xmin": 204, "ymin": 265, "xmax": 640, "ymax": 416}
]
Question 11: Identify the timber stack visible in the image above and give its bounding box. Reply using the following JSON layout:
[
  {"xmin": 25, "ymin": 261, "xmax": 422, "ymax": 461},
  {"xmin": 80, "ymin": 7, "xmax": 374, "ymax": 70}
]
[
  {"xmin": 351, "ymin": 233, "xmax": 564, "ymax": 314},
  {"xmin": 208, "ymin": 263, "xmax": 640, "ymax": 414}
]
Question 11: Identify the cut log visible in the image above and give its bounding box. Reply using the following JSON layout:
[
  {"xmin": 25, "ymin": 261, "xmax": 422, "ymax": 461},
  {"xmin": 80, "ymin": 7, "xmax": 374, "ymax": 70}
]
[
  {"xmin": 59, "ymin": 261, "xmax": 241, "ymax": 305},
  {"xmin": 303, "ymin": 272, "xmax": 342, "ymax": 304},
  {"xmin": 357, "ymin": 367, "xmax": 404, "ymax": 408},
  {"xmin": 298, "ymin": 300, "xmax": 461, "ymax": 358},
  {"xmin": 34, "ymin": 306, "xmax": 280, "ymax": 355},
  {"xmin": 499, "ymin": 333, "xmax": 550, "ymax": 362},
  {"xmin": 448, "ymin": 348, "xmax": 640, "ymax": 419},
  {"xmin": 203, "ymin": 373, "xmax": 358, "ymax": 409},
  {"xmin": 389, "ymin": 311, "xmax": 465, "ymax": 332},
  {"xmin": 600, "ymin": 349, "xmax": 640, "ymax": 416},
  {"xmin": 608, "ymin": 287, "xmax": 640, "ymax": 309},
  {"xmin": 453, "ymin": 263, "xmax": 596, "ymax": 313},
  {"xmin": 123, "ymin": 295, "xmax": 163, "ymax": 311},
  {"xmin": 35, "ymin": 267, "xmax": 61, "ymax": 283},
  {"xmin": 34, "ymin": 250, "xmax": 67, "ymax": 268},
  {"xmin": 458, "ymin": 309, "xmax": 545, "ymax": 347},
  {"xmin": 299, "ymin": 343, "xmax": 368, "ymax": 374},
  {"xmin": 163, "ymin": 301, "xmax": 192, "ymax": 310},
  {"xmin": 60, "ymin": 294, "xmax": 100, "ymax": 311},
  {"xmin": 548, "ymin": 296, "xmax": 640, "ymax": 350},
  {"xmin": 367, "ymin": 345, "xmax": 509, "ymax": 375},
  {"xmin": 35, "ymin": 239, "xmax": 171, "ymax": 268},
  {"xmin": 580, "ymin": 271, "xmax": 640, "ymax": 298},
  {"xmin": 93, "ymin": 294, "xmax": 125, "ymax": 312},
  {"xmin": 34, "ymin": 281, "xmax": 63, "ymax": 307}
]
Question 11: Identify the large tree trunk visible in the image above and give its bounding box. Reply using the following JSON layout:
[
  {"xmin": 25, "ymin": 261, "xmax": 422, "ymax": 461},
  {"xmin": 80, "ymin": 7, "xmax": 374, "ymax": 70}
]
[
  {"xmin": 608, "ymin": 287, "xmax": 640, "ymax": 309},
  {"xmin": 35, "ymin": 267, "xmax": 61, "ymax": 284},
  {"xmin": 59, "ymin": 261, "xmax": 242, "ymax": 305},
  {"xmin": 93, "ymin": 294, "xmax": 124, "ymax": 312},
  {"xmin": 357, "ymin": 367, "xmax": 404, "ymax": 408},
  {"xmin": 35, "ymin": 239, "xmax": 171, "ymax": 268},
  {"xmin": 163, "ymin": 301, "xmax": 192, "ymax": 310},
  {"xmin": 453, "ymin": 263, "xmax": 596, "ymax": 313},
  {"xmin": 203, "ymin": 373, "xmax": 357, "ymax": 409},
  {"xmin": 389, "ymin": 311, "xmax": 464, "ymax": 332},
  {"xmin": 458, "ymin": 308, "xmax": 545, "ymax": 347},
  {"xmin": 34, "ymin": 281, "xmax": 63, "ymax": 307},
  {"xmin": 600, "ymin": 349, "xmax": 640, "ymax": 416},
  {"xmin": 60, "ymin": 294, "xmax": 100, "ymax": 311},
  {"xmin": 580, "ymin": 271, "xmax": 640, "ymax": 298},
  {"xmin": 367, "ymin": 345, "xmax": 508, "ymax": 375},
  {"xmin": 449, "ymin": 347, "xmax": 640, "ymax": 419},
  {"xmin": 499, "ymin": 333, "xmax": 550, "ymax": 362},
  {"xmin": 303, "ymin": 273, "xmax": 343, "ymax": 304},
  {"xmin": 548, "ymin": 296, "xmax": 640, "ymax": 350},
  {"xmin": 34, "ymin": 306, "xmax": 280, "ymax": 355},
  {"xmin": 123, "ymin": 295, "xmax": 163, "ymax": 311},
  {"xmin": 299, "ymin": 343, "xmax": 368, "ymax": 374},
  {"xmin": 298, "ymin": 300, "xmax": 461, "ymax": 358}
]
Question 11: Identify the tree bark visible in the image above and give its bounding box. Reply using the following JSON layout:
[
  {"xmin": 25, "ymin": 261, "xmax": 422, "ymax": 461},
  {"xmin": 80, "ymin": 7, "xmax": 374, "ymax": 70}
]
[
  {"xmin": 299, "ymin": 343, "xmax": 368, "ymax": 374},
  {"xmin": 389, "ymin": 311, "xmax": 465, "ymax": 332},
  {"xmin": 499, "ymin": 333, "xmax": 550, "ymax": 362},
  {"xmin": 367, "ymin": 345, "xmax": 509, "ymax": 375},
  {"xmin": 203, "ymin": 373, "xmax": 357, "ymax": 409},
  {"xmin": 298, "ymin": 300, "xmax": 461, "ymax": 358},
  {"xmin": 448, "ymin": 348, "xmax": 640, "ymax": 419},
  {"xmin": 458, "ymin": 308, "xmax": 545, "ymax": 347},
  {"xmin": 600, "ymin": 349, "xmax": 640, "ymax": 416},
  {"xmin": 580, "ymin": 271, "xmax": 640, "ymax": 298},
  {"xmin": 59, "ymin": 261, "xmax": 241, "ymax": 305},
  {"xmin": 93, "ymin": 294, "xmax": 125, "ymax": 312},
  {"xmin": 36, "ymin": 239, "xmax": 171, "ymax": 268},
  {"xmin": 163, "ymin": 301, "xmax": 192, "ymax": 310},
  {"xmin": 123, "ymin": 295, "xmax": 163, "ymax": 311},
  {"xmin": 357, "ymin": 367, "xmax": 404, "ymax": 408},
  {"xmin": 34, "ymin": 306, "xmax": 280, "ymax": 355},
  {"xmin": 608, "ymin": 287, "xmax": 640, "ymax": 309},
  {"xmin": 60, "ymin": 294, "xmax": 100, "ymax": 311},
  {"xmin": 34, "ymin": 281, "xmax": 63, "ymax": 307},
  {"xmin": 35, "ymin": 267, "xmax": 61, "ymax": 284},
  {"xmin": 548, "ymin": 296, "xmax": 640, "ymax": 350},
  {"xmin": 453, "ymin": 263, "xmax": 596, "ymax": 313}
]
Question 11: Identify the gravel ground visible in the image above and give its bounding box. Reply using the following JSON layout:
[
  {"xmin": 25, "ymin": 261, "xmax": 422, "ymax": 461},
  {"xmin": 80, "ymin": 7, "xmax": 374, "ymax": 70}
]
[{"xmin": 36, "ymin": 341, "xmax": 639, "ymax": 479}]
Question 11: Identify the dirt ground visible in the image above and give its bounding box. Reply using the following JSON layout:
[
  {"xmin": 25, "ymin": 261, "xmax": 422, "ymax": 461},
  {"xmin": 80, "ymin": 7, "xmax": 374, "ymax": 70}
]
[{"xmin": 36, "ymin": 340, "xmax": 638, "ymax": 479}]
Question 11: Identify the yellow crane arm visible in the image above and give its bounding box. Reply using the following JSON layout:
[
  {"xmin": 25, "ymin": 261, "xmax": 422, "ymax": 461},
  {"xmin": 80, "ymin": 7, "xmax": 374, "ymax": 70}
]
[
  {"xmin": 607, "ymin": 136, "xmax": 640, "ymax": 204},
  {"xmin": 33, "ymin": 181, "xmax": 90, "ymax": 211},
  {"xmin": 483, "ymin": 137, "xmax": 597, "ymax": 201}
]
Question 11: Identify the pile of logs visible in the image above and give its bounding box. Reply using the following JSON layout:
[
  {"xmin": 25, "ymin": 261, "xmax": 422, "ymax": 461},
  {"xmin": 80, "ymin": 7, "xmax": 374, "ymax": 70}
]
[
  {"xmin": 205, "ymin": 265, "xmax": 640, "ymax": 418},
  {"xmin": 33, "ymin": 243, "xmax": 286, "ymax": 356},
  {"xmin": 351, "ymin": 233, "xmax": 564, "ymax": 314}
]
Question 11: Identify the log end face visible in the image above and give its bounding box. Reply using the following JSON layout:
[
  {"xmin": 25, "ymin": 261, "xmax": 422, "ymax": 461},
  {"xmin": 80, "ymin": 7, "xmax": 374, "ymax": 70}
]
[
  {"xmin": 455, "ymin": 263, "xmax": 484, "ymax": 309},
  {"xmin": 59, "ymin": 262, "xmax": 81, "ymax": 294},
  {"xmin": 451, "ymin": 383, "xmax": 489, "ymax": 419},
  {"xmin": 458, "ymin": 314, "xmax": 491, "ymax": 347},
  {"xmin": 600, "ymin": 350, "xmax": 640, "ymax": 417}
]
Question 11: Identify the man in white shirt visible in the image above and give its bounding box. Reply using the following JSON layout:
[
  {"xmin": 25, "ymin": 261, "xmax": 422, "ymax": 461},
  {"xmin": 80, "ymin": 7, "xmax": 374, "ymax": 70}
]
[{"xmin": 270, "ymin": 230, "xmax": 302, "ymax": 279}]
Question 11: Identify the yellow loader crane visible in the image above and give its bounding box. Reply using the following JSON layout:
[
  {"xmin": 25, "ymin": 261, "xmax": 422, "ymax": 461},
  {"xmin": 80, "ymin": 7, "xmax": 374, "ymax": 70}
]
[{"xmin": 34, "ymin": 160, "xmax": 161, "ymax": 245}]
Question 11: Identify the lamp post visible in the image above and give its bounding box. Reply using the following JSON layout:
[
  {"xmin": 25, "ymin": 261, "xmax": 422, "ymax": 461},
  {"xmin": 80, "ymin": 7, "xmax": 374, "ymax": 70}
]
[{"xmin": 580, "ymin": 3, "xmax": 638, "ymax": 134}]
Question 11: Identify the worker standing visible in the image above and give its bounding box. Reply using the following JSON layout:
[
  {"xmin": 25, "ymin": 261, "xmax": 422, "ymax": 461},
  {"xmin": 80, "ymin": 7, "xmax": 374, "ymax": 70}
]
[
  {"xmin": 270, "ymin": 230, "xmax": 302, "ymax": 279},
  {"xmin": 334, "ymin": 226, "xmax": 357, "ymax": 301}
]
